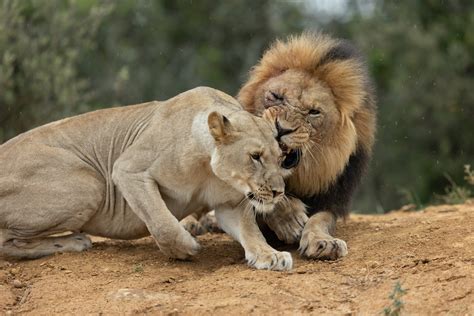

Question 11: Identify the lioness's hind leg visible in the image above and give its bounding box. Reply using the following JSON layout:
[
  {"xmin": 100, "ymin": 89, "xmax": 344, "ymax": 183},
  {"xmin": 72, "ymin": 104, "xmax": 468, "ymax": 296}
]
[
  {"xmin": 181, "ymin": 214, "xmax": 205, "ymax": 236},
  {"xmin": 1, "ymin": 232, "xmax": 92, "ymax": 259},
  {"xmin": 199, "ymin": 211, "xmax": 222, "ymax": 234},
  {"xmin": 181, "ymin": 210, "xmax": 222, "ymax": 236}
]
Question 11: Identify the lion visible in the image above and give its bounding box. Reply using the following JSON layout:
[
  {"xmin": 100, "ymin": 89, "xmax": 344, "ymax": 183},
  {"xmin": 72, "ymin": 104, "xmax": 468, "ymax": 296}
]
[
  {"xmin": 0, "ymin": 87, "xmax": 294, "ymax": 271},
  {"xmin": 236, "ymin": 32, "xmax": 377, "ymax": 260}
]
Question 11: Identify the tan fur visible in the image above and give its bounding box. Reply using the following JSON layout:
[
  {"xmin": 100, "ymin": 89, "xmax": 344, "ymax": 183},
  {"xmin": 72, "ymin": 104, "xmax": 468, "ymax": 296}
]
[
  {"xmin": 0, "ymin": 87, "xmax": 292, "ymax": 270},
  {"xmin": 237, "ymin": 32, "xmax": 377, "ymax": 260},
  {"xmin": 238, "ymin": 33, "xmax": 376, "ymax": 195}
]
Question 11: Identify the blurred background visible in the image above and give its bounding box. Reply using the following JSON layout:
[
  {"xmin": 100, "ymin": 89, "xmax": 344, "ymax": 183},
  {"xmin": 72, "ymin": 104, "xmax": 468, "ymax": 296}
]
[{"xmin": 1, "ymin": 0, "xmax": 473, "ymax": 213}]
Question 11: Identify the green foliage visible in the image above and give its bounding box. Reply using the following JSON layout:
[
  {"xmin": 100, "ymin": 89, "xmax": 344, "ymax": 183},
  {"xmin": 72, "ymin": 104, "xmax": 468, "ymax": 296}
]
[
  {"xmin": 81, "ymin": 0, "xmax": 303, "ymax": 106},
  {"xmin": 465, "ymin": 165, "xmax": 474, "ymax": 185},
  {"xmin": 1, "ymin": 0, "xmax": 472, "ymax": 212},
  {"xmin": 398, "ymin": 189, "xmax": 423, "ymax": 210},
  {"xmin": 434, "ymin": 165, "xmax": 473, "ymax": 204},
  {"xmin": 306, "ymin": 1, "xmax": 474, "ymax": 211},
  {"xmin": 0, "ymin": 0, "xmax": 110, "ymax": 142},
  {"xmin": 133, "ymin": 263, "xmax": 144, "ymax": 273},
  {"xmin": 383, "ymin": 281, "xmax": 407, "ymax": 316}
]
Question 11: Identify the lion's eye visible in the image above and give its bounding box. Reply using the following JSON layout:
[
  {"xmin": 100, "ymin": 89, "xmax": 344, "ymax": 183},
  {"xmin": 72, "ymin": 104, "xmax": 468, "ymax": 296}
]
[
  {"xmin": 309, "ymin": 109, "xmax": 321, "ymax": 116},
  {"xmin": 270, "ymin": 91, "xmax": 284, "ymax": 101},
  {"xmin": 250, "ymin": 153, "xmax": 261, "ymax": 161}
]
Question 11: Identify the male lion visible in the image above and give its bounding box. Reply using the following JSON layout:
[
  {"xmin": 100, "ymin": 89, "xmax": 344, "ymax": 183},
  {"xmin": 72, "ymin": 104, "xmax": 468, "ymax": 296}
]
[
  {"xmin": 0, "ymin": 87, "xmax": 293, "ymax": 271},
  {"xmin": 236, "ymin": 32, "xmax": 377, "ymax": 260}
]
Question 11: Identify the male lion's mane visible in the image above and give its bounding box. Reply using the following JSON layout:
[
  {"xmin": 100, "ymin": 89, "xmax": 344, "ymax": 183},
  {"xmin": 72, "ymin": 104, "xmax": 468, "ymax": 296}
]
[{"xmin": 237, "ymin": 33, "xmax": 377, "ymax": 218}]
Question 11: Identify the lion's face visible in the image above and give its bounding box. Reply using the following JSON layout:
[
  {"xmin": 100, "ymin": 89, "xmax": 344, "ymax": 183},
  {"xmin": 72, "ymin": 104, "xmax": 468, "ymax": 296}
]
[
  {"xmin": 253, "ymin": 69, "xmax": 343, "ymax": 151},
  {"xmin": 207, "ymin": 111, "xmax": 289, "ymax": 213},
  {"xmin": 237, "ymin": 33, "xmax": 374, "ymax": 194},
  {"xmin": 249, "ymin": 69, "xmax": 359, "ymax": 192}
]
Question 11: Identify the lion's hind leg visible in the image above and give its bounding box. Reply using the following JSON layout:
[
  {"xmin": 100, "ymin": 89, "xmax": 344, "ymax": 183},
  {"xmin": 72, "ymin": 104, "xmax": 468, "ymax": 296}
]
[{"xmin": 0, "ymin": 231, "xmax": 92, "ymax": 259}]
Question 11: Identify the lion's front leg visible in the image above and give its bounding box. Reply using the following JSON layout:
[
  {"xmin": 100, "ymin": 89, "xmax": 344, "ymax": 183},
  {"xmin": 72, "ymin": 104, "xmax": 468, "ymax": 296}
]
[
  {"xmin": 299, "ymin": 211, "xmax": 348, "ymax": 260},
  {"xmin": 264, "ymin": 196, "xmax": 308, "ymax": 244}
]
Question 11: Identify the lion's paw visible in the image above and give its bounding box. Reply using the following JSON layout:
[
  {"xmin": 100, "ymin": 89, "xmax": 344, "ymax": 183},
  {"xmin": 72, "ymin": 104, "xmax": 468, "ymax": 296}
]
[
  {"xmin": 246, "ymin": 250, "xmax": 293, "ymax": 271},
  {"xmin": 299, "ymin": 232, "xmax": 347, "ymax": 260},
  {"xmin": 157, "ymin": 229, "xmax": 201, "ymax": 260},
  {"xmin": 265, "ymin": 197, "xmax": 308, "ymax": 244}
]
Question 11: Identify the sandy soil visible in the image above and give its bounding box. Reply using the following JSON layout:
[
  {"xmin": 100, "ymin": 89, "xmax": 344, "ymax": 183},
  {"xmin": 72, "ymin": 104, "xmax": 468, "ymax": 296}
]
[{"xmin": 1, "ymin": 202, "xmax": 473, "ymax": 315}]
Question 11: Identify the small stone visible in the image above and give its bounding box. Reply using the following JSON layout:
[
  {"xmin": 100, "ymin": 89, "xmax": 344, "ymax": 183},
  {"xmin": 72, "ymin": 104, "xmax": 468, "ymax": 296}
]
[
  {"xmin": 5, "ymin": 311, "xmax": 13, "ymax": 316},
  {"xmin": 13, "ymin": 279, "xmax": 23, "ymax": 288},
  {"xmin": 368, "ymin": 261, "xmax": 380, "ymax": 268},
  {"xmin": 0, "ymin": 260, "xmax": 11, "ymax": 268},
  {"xmin": 0, "ymin": 271, "xmax": 8, "ymax": 282},
  {"xmin": 10, "ymin": 268, "xmax": 19, "ymax": 275},
  {"xmin": 163, "ymin": 277, "xmax": 175, "ymax": 283}
]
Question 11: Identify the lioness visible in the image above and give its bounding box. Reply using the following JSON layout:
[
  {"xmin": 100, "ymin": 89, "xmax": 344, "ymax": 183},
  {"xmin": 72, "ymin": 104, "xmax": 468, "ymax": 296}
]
[{"xmin": 0, "ymin": 87, "xmax": 293, "ymax": 271}]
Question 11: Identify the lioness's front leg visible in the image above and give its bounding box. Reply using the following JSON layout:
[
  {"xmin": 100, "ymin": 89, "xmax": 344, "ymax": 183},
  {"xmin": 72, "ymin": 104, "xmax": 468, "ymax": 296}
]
[
  {"xmin": 299, "ymin": 211, "xmax": 348, "ymax": 260},
  {"xmin": 215, "ymin": 207, "xmax": 292, "ymax": 271},
  {"xmin": 113, "ymin": 156, "xmax": 200, "ymax": 259}
]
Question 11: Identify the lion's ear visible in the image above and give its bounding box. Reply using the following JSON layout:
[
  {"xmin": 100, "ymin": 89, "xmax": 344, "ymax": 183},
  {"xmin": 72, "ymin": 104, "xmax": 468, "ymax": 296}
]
[{"xmin": 208, "ymin": 111, "xmax": 234, "ymax": 143}]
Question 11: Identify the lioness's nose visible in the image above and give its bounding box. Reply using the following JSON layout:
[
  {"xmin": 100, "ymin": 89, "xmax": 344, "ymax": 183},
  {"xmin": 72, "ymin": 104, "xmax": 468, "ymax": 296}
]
[
  {"xmin": 271, "ymin": 176, "xmax": 285, "ymax": 198},
  {"xmin": 272, "ymin": 190, "xmax": 284, "ymax": 198}
]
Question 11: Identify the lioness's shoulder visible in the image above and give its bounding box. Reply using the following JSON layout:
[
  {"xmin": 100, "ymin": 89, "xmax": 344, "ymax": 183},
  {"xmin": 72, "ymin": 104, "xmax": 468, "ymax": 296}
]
[{"xmin": 176, "ymin": 87, "xmax": 242, "ymax": 110}]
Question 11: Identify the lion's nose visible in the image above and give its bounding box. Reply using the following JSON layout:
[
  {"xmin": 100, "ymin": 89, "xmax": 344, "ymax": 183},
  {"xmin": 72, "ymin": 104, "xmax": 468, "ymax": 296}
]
[
  {"xmin": 276, "ymin": 121, "xmax": 295, "ymax": 141},
  {"xmin": 272, "ymin": 190, "xmax": 284, "ymax": 198}
]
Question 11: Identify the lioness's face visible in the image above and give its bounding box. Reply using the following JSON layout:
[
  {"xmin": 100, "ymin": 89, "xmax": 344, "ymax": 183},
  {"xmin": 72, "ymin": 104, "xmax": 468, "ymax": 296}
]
[
  {"xmin": 253, "ymin": 69, "xmax": 343, "ymax": 166},
  {"xmin": 208, "ymin": 111, "xmax": 288, "ymax": 213}
]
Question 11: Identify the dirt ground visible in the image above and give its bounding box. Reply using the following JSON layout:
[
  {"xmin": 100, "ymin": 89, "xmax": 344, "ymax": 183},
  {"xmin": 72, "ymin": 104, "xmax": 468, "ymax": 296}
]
[{"xmin": 1, "ymin": 202, "xmax": 473, "ymax": 315}]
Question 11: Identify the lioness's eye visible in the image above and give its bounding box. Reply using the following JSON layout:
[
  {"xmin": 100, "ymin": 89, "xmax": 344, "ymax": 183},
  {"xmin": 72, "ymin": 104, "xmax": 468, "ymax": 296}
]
[
  {"xmin": 250, "ymin": 153, "xmax": 261, "ymax": 161},
  {"xmin": 309, "ymin": 109, "xmax": 321, "ymax": 116}
]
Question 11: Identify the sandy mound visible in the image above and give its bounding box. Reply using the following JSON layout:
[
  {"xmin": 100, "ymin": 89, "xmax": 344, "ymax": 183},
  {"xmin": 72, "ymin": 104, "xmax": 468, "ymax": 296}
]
[{"xmin": 1, "ymin": 203, "xmax": 473, "ymax": 315}]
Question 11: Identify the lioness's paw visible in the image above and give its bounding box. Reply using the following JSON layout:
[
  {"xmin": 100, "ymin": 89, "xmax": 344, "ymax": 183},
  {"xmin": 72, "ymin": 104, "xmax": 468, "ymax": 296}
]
[
  {"xmin": 299, "ymin": 232, "xmax": 348, "ymax": 260},
  {"xmin": 266, "ymin": 198, "xmax": 308, "ymax": 244},
  {"xmin": 54, "ymin": 233, "xmax": 92, "ymax": 252},
  {"xmin": 246, "ymin": 250, "xmax": 293, "ymax": 271},
  {"xmin": 157, "ymin": 229, "xmax": 201, "ymax": 260}
]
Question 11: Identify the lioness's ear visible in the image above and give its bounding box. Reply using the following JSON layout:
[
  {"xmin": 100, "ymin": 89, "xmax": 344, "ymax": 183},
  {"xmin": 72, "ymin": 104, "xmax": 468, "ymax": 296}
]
[{"xmin": 208, "ymin": 111, "xmax": 233, "ymax": 143}]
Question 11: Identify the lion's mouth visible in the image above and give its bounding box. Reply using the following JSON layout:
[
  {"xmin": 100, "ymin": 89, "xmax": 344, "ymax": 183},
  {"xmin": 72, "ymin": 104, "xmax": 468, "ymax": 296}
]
[
  {"xmin": 275, "ymin": 121, "xmax": 302, "ymax": 169},
  {"xmin": 280, "ymin": 143, "xmax": 301, "ymax": 169}
]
